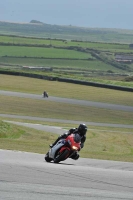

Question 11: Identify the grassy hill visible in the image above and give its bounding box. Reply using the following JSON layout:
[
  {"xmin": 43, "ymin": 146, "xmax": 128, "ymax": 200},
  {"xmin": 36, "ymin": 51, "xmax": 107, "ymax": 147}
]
[{"xmin": 1, "ymin": 20, "xmax": 133, "ymax": 43}]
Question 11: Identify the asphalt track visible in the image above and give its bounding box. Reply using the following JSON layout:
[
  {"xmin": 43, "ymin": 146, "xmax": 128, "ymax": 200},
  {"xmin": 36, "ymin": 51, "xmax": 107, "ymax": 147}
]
[
  {"xmin": 0, "ymin": 150, "xmax": 133, "ymax": 200},
  {"xmin": 1, "ymin": 90, "xmax": 133, "ymax": 199},
  {"xmin": 0, "ymin": 90, "xmax": 133, "ymax": 112}
]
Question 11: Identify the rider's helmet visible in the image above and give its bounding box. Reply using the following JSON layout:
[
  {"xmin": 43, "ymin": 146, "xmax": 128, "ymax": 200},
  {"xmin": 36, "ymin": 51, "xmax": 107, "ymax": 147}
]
[{"xmin": 77, "ymin": 124, "xmax": 87, "ymax": 136}]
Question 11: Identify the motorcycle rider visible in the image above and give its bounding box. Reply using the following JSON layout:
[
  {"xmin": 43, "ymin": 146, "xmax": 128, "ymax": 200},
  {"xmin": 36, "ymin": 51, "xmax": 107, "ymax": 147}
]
[
  {"xmin": 50, "ymin": 123, "xmax": 87, "ymax": 160},
  {"xmin": 43, "ymin": 91, "xmax": 48, "ymax": 98}
]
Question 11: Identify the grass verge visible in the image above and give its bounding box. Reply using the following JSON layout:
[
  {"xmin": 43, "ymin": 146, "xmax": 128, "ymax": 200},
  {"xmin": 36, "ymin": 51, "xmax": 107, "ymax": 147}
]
[{"xmin": 0, "ymin": 95, "xmax": 133, "ymax": 125}]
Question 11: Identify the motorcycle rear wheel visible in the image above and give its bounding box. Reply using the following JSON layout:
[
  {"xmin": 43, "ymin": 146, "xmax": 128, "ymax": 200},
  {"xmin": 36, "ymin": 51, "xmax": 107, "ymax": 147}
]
[{"xmin": 54, "ymin": 149, "xmax": 70, "ymax": 163}]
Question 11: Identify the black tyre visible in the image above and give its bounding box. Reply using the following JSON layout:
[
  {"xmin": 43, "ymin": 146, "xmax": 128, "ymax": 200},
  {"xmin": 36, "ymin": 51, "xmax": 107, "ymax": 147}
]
[
  {"xmin": 54, "ymin": 149, "xmax": 70, "ymax": 163},
  {"xmin": 45, "ymin": 152, "xmax": 52, "ymax": 162}
]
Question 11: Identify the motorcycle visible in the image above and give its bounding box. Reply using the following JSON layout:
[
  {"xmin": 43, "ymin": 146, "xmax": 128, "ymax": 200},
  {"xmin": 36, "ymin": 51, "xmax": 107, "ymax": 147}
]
[
  {"xmin": 42, "ymin": 91, "xmax": 48, "ymax": 98},
  {"xmin": 45, "ymin": 133, "xmax": 81, "ymax": 163}
]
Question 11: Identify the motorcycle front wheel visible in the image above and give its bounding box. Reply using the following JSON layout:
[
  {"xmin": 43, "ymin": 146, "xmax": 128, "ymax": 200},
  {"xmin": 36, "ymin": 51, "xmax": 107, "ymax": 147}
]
[
  {"xmin": 54, "ymin": 149, "xmax": 70, "ymax": 163},
  {"xmin": 45, "ymin": 152, "xmax": 53, "ymax": 162}
]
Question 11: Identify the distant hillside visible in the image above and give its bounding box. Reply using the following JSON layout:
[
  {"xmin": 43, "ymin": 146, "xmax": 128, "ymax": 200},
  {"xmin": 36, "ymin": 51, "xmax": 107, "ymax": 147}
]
[
  {"xmin": 0, "ymin": 20, "xmax": 133, "ymax": 43},
  {"xmin": 30, "ymin": 20, "xmax": 44, "ymax": 24}
]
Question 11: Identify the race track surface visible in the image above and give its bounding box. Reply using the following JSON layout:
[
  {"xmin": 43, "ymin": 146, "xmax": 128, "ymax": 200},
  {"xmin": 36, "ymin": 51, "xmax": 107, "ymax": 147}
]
[
  {"xmin": 0, "ymin": 150, "xmax": 133, "ymax": 200},
  {"xmin": 1, "ymin": 90, "xmax": 133, "ymax": 112}
]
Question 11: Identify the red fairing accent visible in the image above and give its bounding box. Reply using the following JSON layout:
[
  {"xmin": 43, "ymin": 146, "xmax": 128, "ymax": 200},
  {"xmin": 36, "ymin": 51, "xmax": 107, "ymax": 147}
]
[
  {"xmin": 66, "ymin": 134, "xmax": 81, "ymax": 150},
  {"xmin": 59, "ymin": 147, "xmax": 70, "ymax": 153}
]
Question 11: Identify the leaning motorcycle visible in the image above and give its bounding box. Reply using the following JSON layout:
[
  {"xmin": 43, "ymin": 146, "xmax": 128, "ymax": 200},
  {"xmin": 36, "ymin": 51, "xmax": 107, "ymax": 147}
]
[
  {"xmin": 42, "ymin": 92, "xmax": 48, "ymax": 98},
  {"xmin": 45, "ymin": 133, "xmax": 81, "ymax": 163}
]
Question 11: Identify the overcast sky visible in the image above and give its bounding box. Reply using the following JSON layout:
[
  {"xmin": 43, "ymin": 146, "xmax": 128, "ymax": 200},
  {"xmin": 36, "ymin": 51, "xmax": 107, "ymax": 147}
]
[{"xmin": 0, "ymin": 0, "xmax": 133, "ymax": 30}]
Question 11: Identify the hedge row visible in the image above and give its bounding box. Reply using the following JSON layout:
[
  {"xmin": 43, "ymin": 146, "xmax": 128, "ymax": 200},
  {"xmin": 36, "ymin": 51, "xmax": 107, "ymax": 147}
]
[{"xmin": 0, "ymin": 70, "xmax": 133, "ymax": 92}]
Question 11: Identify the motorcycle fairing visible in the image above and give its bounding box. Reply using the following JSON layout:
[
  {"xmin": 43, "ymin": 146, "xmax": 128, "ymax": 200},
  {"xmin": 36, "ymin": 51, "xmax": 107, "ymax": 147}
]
[{"xmin": 49, "ymin": 139, "xmax": 66, "ymax": 159}]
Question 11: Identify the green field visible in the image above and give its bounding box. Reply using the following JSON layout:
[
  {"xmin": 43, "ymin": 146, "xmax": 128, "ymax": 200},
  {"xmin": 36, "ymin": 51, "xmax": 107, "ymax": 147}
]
[
  {"xmin": 0, "ymin": 46, "xmax": 93, "ymax": 59},
  {"xmin": 0, "ymin": 35, "xmax": 130, "ymax": 50},
  {"xmin": 0, "ymin": 34, "xmax": 133, "ymax": 87},
  {"xmin": 0, "ymin": 57, "xmax": 111, "ymax": 70}
]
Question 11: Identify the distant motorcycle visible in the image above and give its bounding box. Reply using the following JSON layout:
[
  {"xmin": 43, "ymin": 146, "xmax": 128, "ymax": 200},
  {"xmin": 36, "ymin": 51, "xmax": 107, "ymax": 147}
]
[
  {"xmin": 42, "ymin": 91, "xmax": 48, "ymax": 98},
  {"xmin": 45, "ymin": 133, "xmax": 81, "ymax": 163}
]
